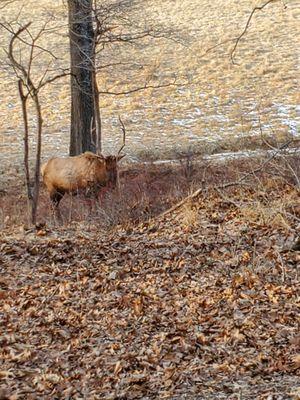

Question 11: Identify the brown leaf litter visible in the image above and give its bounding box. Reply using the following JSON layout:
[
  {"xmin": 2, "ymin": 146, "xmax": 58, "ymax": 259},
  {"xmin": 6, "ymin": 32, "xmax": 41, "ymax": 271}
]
[{"xmin": 0, "ymin": 186, "xmax": 299, "ymax": 399}]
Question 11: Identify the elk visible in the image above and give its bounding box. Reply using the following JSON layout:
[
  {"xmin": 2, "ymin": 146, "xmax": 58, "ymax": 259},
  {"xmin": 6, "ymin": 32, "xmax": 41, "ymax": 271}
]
[{"xmin": 41, "ymin": 119, "xmax": 126, "ymax": 219}]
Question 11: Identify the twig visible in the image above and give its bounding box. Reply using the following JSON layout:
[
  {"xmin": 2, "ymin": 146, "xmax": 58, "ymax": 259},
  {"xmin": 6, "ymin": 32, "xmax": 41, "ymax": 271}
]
[
  {"xmin": 98, "ymin": 77, "xmax": 180, "ymax": 96},
  {"xmin": 231, "ymin": 0, "xmax": 281, "ymax": 64},
  {"xmin": 276, "ymin": 250, "xmax": 286, "ymax": 283},
  {"xmin": 215, "ymin": 188, "xmax": 242, "ymax": 208},
  {"xmin": 258, "ymin": 117, "xmax": 300, "ymax": 187},
  {"xmin": 117, "ymin": 116, "xmax": 126, "ymax": 156},
  {"xmin": 157, "ymin": 140, "xmax": 293, "ymax": 219}
]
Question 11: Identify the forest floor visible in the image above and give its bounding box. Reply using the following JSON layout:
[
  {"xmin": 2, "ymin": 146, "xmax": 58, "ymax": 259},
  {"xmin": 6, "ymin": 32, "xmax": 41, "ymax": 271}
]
[{"xmin": 1, "ymin": 158, "xmax": 300, "ymax": 399}]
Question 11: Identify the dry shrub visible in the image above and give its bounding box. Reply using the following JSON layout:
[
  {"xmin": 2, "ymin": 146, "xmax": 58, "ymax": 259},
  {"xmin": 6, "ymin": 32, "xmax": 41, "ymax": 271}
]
[
  {"xmin": 179, "ymin": 202, "xmax": 200, "ymax": 228},
  {"xmin": 0, "ymin": 189, "xmax": 29, "ymax": 228},
  {"xmin": 271, "ymin": 153, "xmax": 300, "ymax": 187},
  {"xmin": 1, "ymin": 154, "xmax": 300, "ymax": 230},
  {"xmin": 0, "ymin": 163, "xmax": 192, "ymax": 229},
  {"xmin": 239, "ymin": 200, "xmax": 291, "ymax": 231},
  {"xmin": 91, "ymin": 165, "xmax": 192, "ymax": 228}
]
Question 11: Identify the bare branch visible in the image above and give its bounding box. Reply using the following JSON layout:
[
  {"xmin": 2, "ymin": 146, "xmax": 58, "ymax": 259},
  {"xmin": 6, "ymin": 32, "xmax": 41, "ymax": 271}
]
[
  {"xmin": 39, "ymin": 71, "xmax": 72, "ymax": 89},
  {"xmin": 231, "ymin": 0, "xmax": 286, "ymax": 64},
  {"xmin": 117, "ymin": 115, "xmax": 126, "ymax": 155},
  {"xmin": 158, "ymin": 139, "xmax": 294, "ymax": 219},
  {"xmin": 95, "ymin": 61, "xmax": 141, "ymax": 71},
  {"xmin": 98, "ymin": 76, "xmax": 181, "ymax": 96},
  {"xmin": 1, "ymin": 20, "xmax": 60, "ymax": 61},
  {"xmin": 8, "ymin": 22, "xmax": 32, "ymax": 85},
  {"xmin": 0, "ymin": 0, "xmax": 19, "ymax": 10}
]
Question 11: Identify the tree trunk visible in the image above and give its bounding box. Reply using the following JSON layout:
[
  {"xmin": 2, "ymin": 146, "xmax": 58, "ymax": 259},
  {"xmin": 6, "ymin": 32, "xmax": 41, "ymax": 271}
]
[
  {"xmin": 31, "ymin": 89, "xmax": 43, "ymax": 226},
  {"xmin": 92, "ymin": 65, "xmax": 102, "ymax": 153},
  {"xmin": 68, "ymin": 0, "xmax": 95, "ymax": 155}
]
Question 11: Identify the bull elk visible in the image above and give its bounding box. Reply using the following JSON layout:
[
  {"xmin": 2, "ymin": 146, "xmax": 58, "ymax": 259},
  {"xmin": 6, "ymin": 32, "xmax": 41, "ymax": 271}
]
[{"xmin": 41, "ymin": 118, "xmax": 126, "ymax": 219}]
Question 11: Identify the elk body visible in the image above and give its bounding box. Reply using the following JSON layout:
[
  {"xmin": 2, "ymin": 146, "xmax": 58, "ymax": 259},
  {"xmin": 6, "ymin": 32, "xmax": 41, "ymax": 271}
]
[{"xmin": 41, "ymin": 151, "xmax": 124, "ymax": 217}]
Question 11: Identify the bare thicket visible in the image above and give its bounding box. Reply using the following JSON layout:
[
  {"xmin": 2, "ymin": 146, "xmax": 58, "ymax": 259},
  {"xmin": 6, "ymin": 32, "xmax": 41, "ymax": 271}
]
[{"xmin": 1, "ymin": 20, "xmax": 70, "ymax": 225}]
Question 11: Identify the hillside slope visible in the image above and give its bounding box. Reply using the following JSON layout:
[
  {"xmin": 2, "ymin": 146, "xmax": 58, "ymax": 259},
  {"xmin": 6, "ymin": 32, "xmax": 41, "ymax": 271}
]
[{"xmin": 0, "ymin": 0, "xmax": 299, "ymax": 176}]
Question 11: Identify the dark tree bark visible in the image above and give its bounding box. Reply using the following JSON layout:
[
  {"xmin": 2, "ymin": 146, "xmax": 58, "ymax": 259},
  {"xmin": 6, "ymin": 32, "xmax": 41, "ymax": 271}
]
[
  {"xmin": 68, "ymin": 0, "xmax": 95, "ymax": 155},
  {"xmin": 66, "ymin": 0, "xmax": 178, "ymax": 156}
]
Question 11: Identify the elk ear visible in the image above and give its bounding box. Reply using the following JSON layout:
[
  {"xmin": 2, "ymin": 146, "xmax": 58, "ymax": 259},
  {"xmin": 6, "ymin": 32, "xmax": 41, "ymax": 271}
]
[{"xmin": 117, "ymin": 154, "xmax": 126, "ymax": 161}]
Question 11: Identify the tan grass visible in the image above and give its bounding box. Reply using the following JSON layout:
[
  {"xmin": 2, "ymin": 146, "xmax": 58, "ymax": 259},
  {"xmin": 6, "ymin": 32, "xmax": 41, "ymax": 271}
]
[
  {"xmin": 239, "ymin": 195, "xmax": 295, "ymax": 231},
  {"xmin": 179, "ymin": 202, "xmax": 200, "ymax": 228},
  {"xmin": 0, "ymin": 0, "xmax": 299, "ymax": 177}
]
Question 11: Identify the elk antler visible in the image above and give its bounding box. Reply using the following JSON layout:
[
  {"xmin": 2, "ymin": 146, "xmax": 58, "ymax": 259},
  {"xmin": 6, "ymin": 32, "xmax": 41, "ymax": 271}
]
[{"xmin": 117, "ymin": 115, "xmax": 126, "ymax": 156}]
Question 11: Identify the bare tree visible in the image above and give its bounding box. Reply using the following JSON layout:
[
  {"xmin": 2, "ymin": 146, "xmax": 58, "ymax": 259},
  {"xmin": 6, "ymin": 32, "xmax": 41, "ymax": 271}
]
[
  {"xmin": 68, "ymin": 0, "xmax": 95, "ymax": 156},
  {"xmin": 67, "ymin": 0, "xmax": 180, "ymax": 156},
  {"xmin": 2, "ymin": 21, "xmax": 70, "ymax": 225}
]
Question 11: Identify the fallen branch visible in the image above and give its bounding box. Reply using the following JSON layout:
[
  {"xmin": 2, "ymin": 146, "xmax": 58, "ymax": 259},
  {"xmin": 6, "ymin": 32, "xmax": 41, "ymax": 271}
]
[{"xmin": 158, "ymin": 140, "xmax": 293, "ymax": 219}]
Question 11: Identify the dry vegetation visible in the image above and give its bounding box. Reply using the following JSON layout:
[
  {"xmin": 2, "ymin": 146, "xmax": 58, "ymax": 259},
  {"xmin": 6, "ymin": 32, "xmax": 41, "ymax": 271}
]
[
  {"xmin": 1, "ymin": 1, "xmax": 300, "ymax": 398},
  {"xmin": 0, "ymin": 0, "xmax": 299, "ymax": 179},
  {"xmin": 1, "ymin": 157, "xmax": 300, "ymax": 399}
]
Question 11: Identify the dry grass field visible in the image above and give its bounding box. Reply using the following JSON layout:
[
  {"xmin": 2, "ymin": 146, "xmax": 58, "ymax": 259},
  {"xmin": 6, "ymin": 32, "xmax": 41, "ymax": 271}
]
[{"xmin": 0, "ymin": 0, "xmax": 299, "ymax": 183}]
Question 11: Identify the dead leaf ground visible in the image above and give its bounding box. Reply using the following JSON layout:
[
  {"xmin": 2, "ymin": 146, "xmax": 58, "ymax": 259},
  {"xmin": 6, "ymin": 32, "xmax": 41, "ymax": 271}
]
[{"xmin": 0, "ymin": 182, "xmax": 300, "ymax": 399}]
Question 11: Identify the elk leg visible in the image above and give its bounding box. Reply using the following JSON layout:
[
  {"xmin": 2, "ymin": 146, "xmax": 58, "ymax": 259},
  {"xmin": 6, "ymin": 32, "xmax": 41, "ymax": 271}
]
[
  {"xmin": 85, "ymin": 186, "xmax": 99, "ymax": 216},
  {"xmin": 50, "ymin": 190, "xmax": 64, "ymax": 222},
  {"xmin": 86, "ymin": 191, "xmax": 97, "ymax": 217}
]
